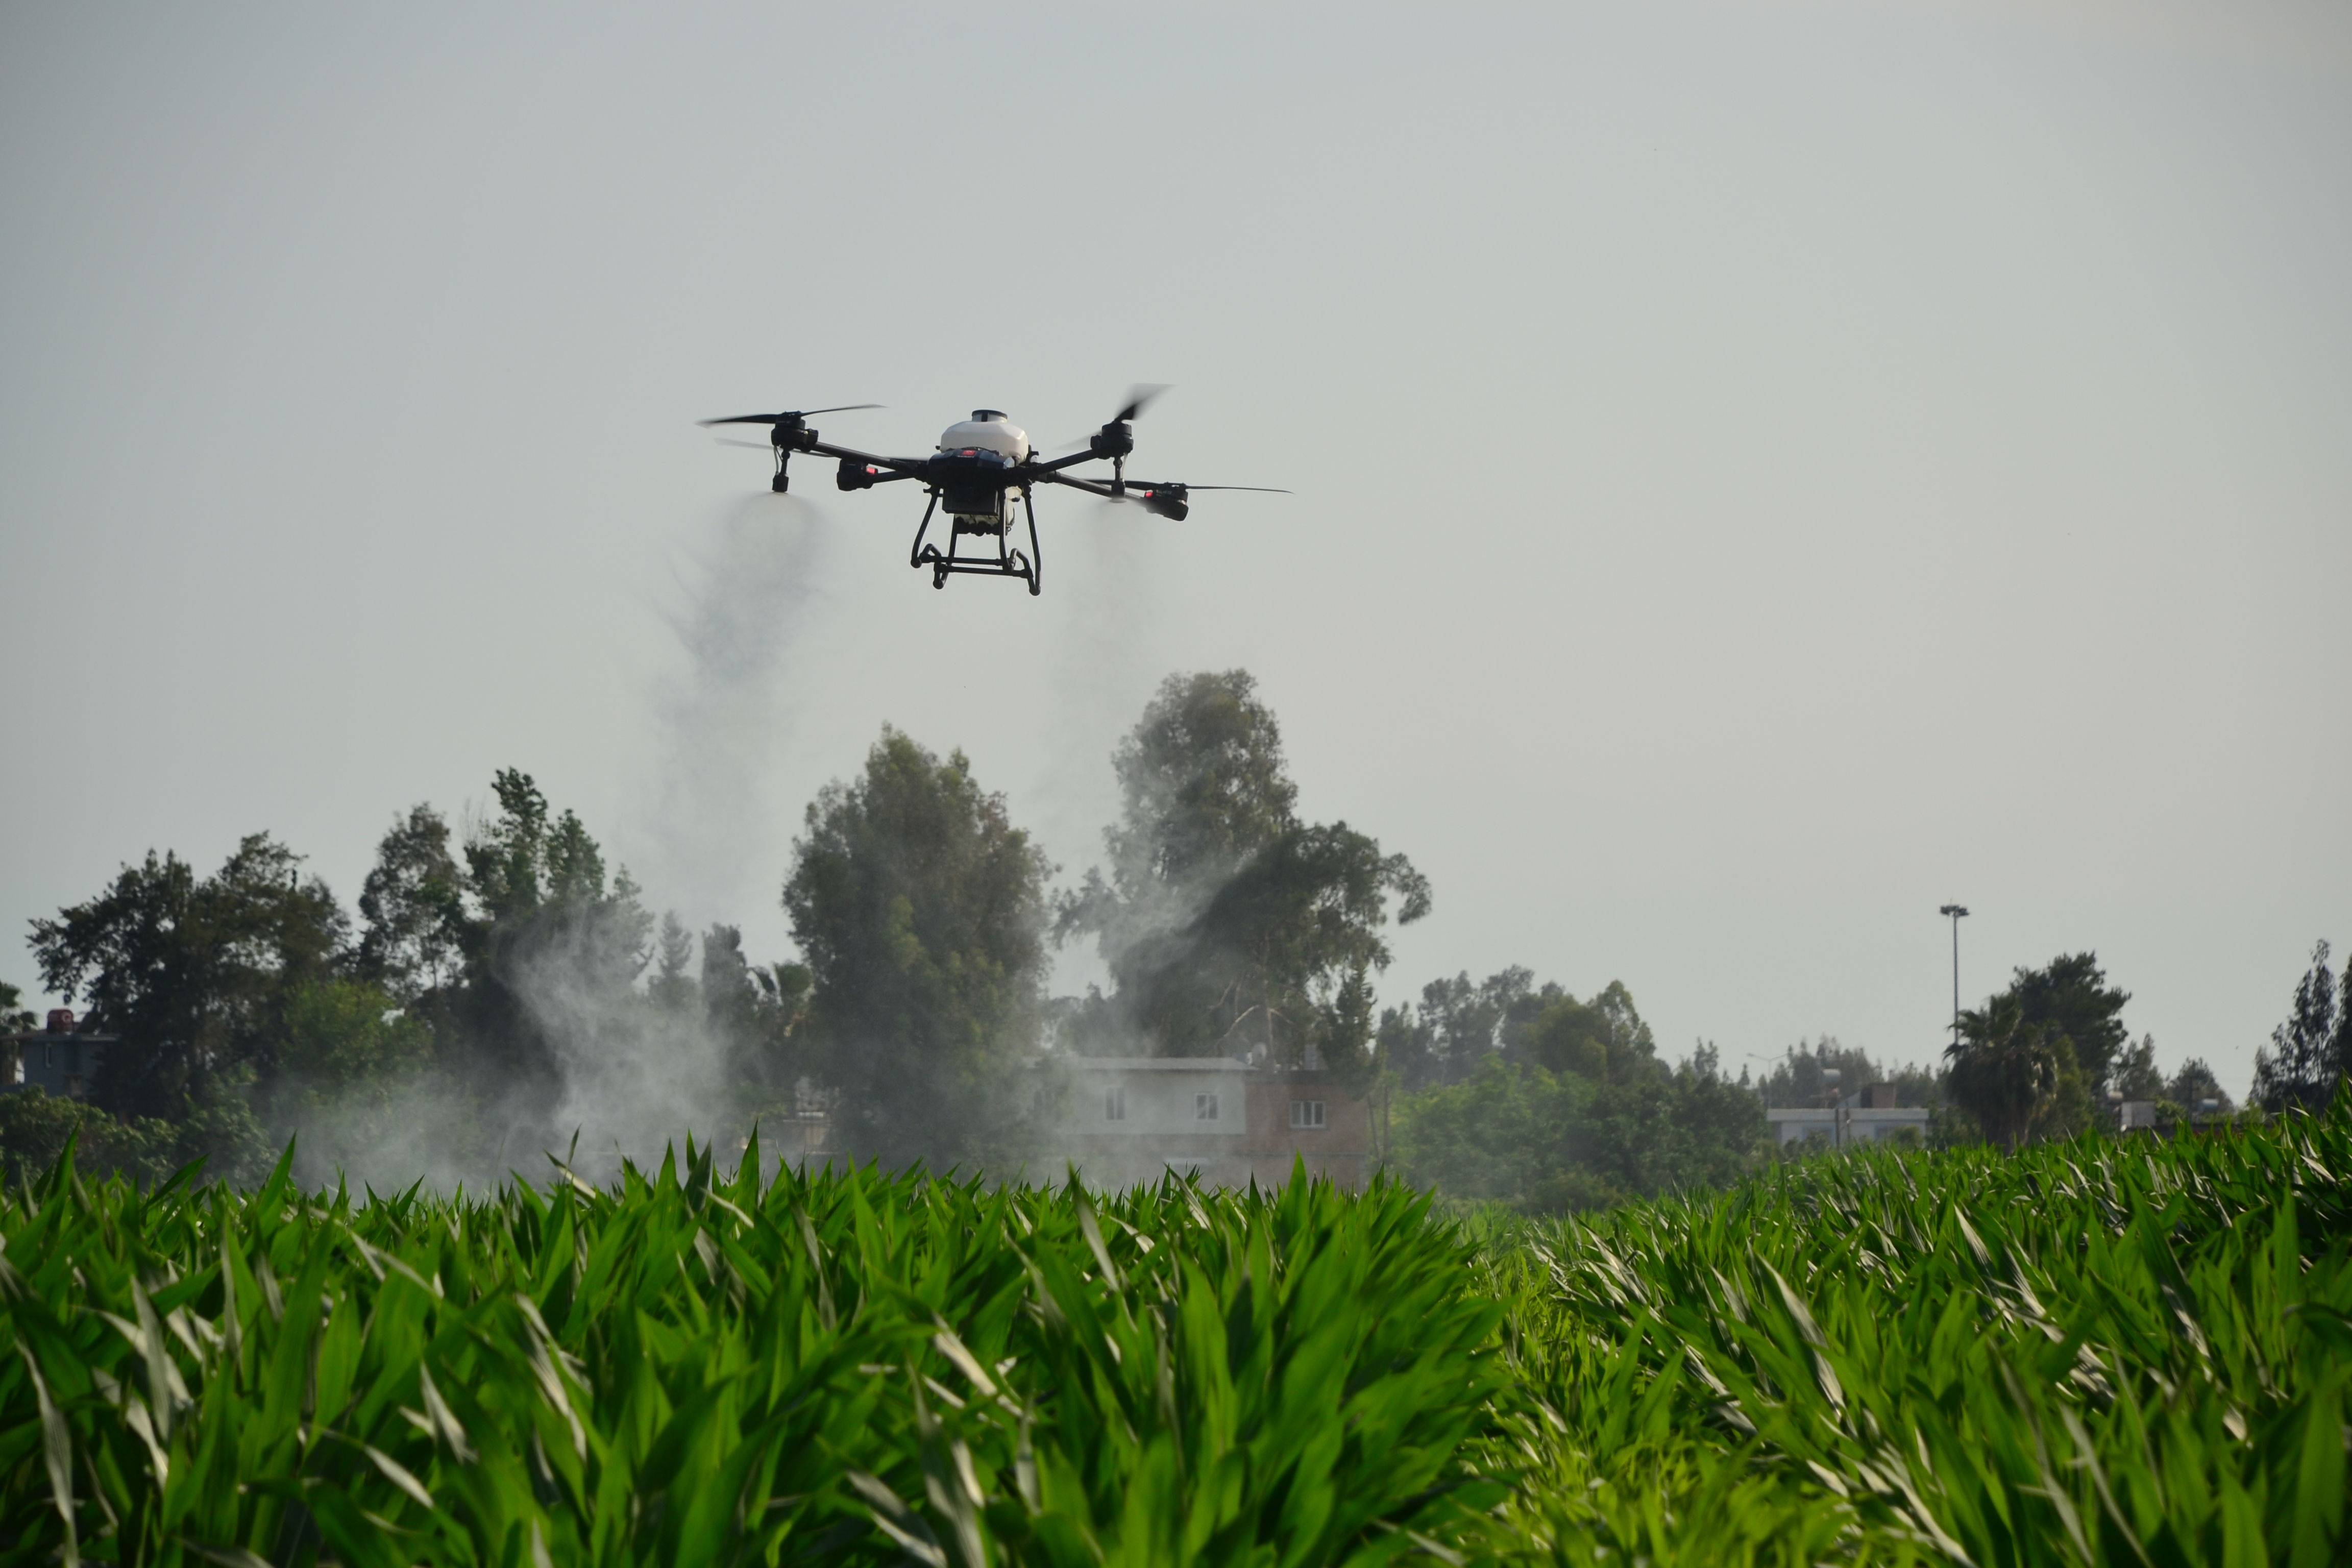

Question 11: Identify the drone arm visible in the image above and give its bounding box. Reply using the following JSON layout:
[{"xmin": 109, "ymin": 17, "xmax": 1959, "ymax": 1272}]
[
  {"xmin": 1038, "ymin": 471, "xmax": 1123, "ymax": 500},
  {"xmin": 803, "ymin": 438, "xmax": 927, "ymax": 476},
  {"xmin": 1028, "ymin": 449, "xmax": 1113, "ymax": 476}
]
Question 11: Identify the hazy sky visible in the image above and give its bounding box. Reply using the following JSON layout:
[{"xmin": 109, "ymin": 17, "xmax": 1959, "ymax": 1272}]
[{"xmin": 4, "ymin": 1, "xmax": 2345, "ymax": 1096}]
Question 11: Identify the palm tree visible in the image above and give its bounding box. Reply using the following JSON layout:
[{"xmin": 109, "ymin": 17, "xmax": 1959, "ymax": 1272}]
[{"xmin": 1944, "ymin": 994, "xmax": 2059, "ymax": 1151}]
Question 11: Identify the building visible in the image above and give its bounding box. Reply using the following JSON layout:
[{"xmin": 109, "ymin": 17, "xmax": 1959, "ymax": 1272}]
[
  {"xmin": 1766, "ymin": 1082, "xmax": 1929, "ymax": 1148},
  {"xmin": 1052, "ymin": 1056, "xmax": 1373, "ymax": 1191},
  {"xmin": 5, "ymin": 1010, "xmax": 116, "ymax": 1101}
]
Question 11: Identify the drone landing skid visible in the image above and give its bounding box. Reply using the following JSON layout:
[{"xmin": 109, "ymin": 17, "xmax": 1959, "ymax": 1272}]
[{"xmin": 908, "ymin": 489, "xmax": 1044, "ymax": 597}]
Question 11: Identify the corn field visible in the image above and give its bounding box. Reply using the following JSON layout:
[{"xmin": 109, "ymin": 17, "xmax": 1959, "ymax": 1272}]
[{"xmin": 2, "ymin": 1108, "xmax": 2347, "ymax": 1566}]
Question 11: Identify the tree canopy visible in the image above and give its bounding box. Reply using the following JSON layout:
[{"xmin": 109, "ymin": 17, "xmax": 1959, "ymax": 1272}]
[
  {"xmin": 785, "ymin": 728, "xmax": 1052, "ymax": 1168},
  {"xmin": 1060, "ymin": 671, "xmax": 1427, "ymax": 1071},
  {"xmin": 2252, "ymin": 940, "xmax": 2350, "ymax": 1113}
]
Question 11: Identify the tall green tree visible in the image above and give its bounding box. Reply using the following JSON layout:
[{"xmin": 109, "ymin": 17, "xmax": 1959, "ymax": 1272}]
[
  {"xmin": 1523, "ymin": 981, "xmax": 1659, "ymax": 1084},
  {"xmin": 1385, "ymin": 968, "xmax": 1537, "ymax": 1089},
  {"xmin": 448, "ymin": 769, "xmax": 653, "ymax": 1098},
  {"xmin": 354, "ymin": 804, "xmax": 465, "ymax": 1008},
  {"xmin": 2111, "ymin": 1034, "xmax": 2166, "ymax": 1100},
  {"xmin": 1059, "ymin": 671, "xmax": 1300, "ymax": 1041},
  {"xmin": 29, "ymin": 836, "xmax": 346, "ymax": 1118},
  {"xmin": 2005, "ymin": 952, "xmax": 2131, "ymax": 1092},
  {"xmin": 701, "ymin": 923, "xmax": 812, "ymax": 1092},
  {"xmin": 1060, "ymin": 670, "xmax": 1427, "ymax": 1068},
  {"xmin": 785, "ymin": 728, "xmax": 1052, "ymax": 1168},
  {"xmin": 1944, "ymin": 994, "xmax": 2063, "ymax": 1150},
  {"xmin": 2252, "ymin": 940, "xmax": 2349, "ymax": 1114},
  {"xmin": 1174, "ymin": 821, "xmax": 1429, "ymax": 1072}
]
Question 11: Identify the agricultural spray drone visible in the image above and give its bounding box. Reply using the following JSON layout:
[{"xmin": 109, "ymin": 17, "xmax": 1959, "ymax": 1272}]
[{"xmin": 700, "ymin": 388, "xmax": 1285, "ymax": 596}]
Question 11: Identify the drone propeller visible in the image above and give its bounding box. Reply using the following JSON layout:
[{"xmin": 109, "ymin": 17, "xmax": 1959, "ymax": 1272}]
[
  {"xmin": 1051, "ymin": 384, "xmax": 1171, "ymax": 453},
  {"xmin": 713, "ymin": 437, "xmax": 772, "ymax": 450},
  {"xmin": 1082, "ymin": 479, "xmax": 1291, "ymax": 520},
  {"xmin": 1111, "ymin": 384, "xmax": 1168, "ymax": 425},
  {"xmin": 699, "ymin": 403, "xmax": 881, "ymax": 427}
]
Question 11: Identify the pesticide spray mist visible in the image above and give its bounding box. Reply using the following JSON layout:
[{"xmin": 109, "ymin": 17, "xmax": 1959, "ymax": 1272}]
[{"xmin": 276, "ymin": 492, "xmax": 1191, "ymax": 1191}]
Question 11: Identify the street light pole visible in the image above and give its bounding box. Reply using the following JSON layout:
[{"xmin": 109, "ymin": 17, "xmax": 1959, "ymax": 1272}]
[{"xmin": 1938, "ymin": 904, "xmax": 1969, "ymax": 1049}]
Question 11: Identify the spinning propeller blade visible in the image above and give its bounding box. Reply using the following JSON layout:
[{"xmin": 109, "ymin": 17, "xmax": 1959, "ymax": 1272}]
[
  {"xmin": 1112, "ymin": 384, "xmax": 1168, "ymax": 424},
  {"xmin": 1051, "ymin": 384, "xmax": 1172, "ymax": 452},
  {"xmin": 698, "ymin": 403, "xmax": 883, "ymax": 427}
]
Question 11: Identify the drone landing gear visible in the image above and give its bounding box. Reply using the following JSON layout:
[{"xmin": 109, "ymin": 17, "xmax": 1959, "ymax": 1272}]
[{"xmin": 909, "ymin": 488, "xmax": 1043, "ymax": 597}]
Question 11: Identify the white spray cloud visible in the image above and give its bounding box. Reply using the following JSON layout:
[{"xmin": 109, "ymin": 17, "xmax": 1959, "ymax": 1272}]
[{"xmin": 638, "ymin": 493, "xmax": 836, "ymax": 941}]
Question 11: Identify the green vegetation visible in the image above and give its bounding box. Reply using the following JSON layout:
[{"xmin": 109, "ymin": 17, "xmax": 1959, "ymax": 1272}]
[
  {"xmin": 7, "ymin": 666, "xmax": 2345, "ymax": 1205},
  {"xmin": 8, "ymin": 1103, "xmax": 2349, "ymax": 1564}
]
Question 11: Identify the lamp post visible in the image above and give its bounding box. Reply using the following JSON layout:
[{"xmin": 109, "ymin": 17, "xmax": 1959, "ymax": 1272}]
[{"xmin": 1938, "ymin": 904, "xmax": 1969, "ymax": 1050}]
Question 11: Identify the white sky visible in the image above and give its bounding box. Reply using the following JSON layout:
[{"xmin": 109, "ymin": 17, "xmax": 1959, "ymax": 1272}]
[{"xmin": 3, "ymin": 1, "xmax": 2345, "ymax": 1096}]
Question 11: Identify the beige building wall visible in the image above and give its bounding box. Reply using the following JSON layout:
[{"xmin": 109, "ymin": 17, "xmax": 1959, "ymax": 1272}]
[{"xmin": 1054, "ymin": 1058, "xmax": 1373, "ymax": 1192}]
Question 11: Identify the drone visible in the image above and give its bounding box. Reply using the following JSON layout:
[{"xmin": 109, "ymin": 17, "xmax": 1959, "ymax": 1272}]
[{"xmin": 699, "ymin": 389, "xmax": 1283, "ymax": 595}]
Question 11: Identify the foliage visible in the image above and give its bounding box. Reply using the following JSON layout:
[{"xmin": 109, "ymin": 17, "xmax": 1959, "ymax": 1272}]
[
  {"xmin": 1379, "ymin": 968, "xmax": 1541, "ymax": 1091},
  {"xmin": 2004, "ymin": 951, "xmax": 2133, "ymax": 1093},
  {"xmin": 0, "ymin": 1084, "xmax": 271, "ymax": 1189},
  {"xmin": 448, "ymin": 769, "xmax": 655, "ymax": 1099},
  {"xmin": 14, "ymin": 1102, "xmax": 2350, "ymax": 1564},
  {"xmin": 0, "ymin": 1146, "xmax": 1511, "ymax": 1568},
  {"xmin": 699, "ymin": 923, "xmax": 812, "ymax": 1091},
  {"xmin": 1489, "ymin": 1091, "xmax": 2352, "ymax": 1566},
  {"xmin": 1, "ymin": 977, "xmax": 33, "ymax": 1032},
  {"xmin": 2254, "ymin": 940, "xmax": 2351, "ymax": 1114},
  {"xmin": 1946, "ymin": 993, "xmax": 2067, "ymax": 1150},
  {"xmin": 1755, "ymin": 1036, "xmax": 1942, "ymax": 1111},
  {"xmin": 28, "ymin": 836, "xmax": 347, "ymax": 1118},
  {"xmin": 1521, "ymin": 982, "xmax": 1658, "ymax": 1085},
  {"xmin": 786, "ymin": 728, "xmax": 1053, "ymax": 1169},
  {"xmin": 2113, "ymin": 1034, "xmax": 2167, "ymax": 1100},
  {"xmin": 1388, "ymin": 1047, "xmax": 1767, "ymax": 1215},
  {"xmin": 1056, "ymin": 671, "xmax": 1426, "ymax": 1074},
  {"xmin": 353, "ymin": 805, "xmax": 465, "ymax": 1008}
]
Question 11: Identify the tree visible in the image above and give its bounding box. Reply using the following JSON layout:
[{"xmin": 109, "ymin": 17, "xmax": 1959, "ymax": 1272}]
[
  {"xmin": 2251, "ymin": 940, "xmax": 2348, "ymax": 1114},
  {"xmin": 1944, "ymin": 994, "xmax": 2062, "ymax": 1150},
  {"xmin": 2111, "ymin": 1035, "xmax": 2166, "ymax": 1100},
  {"xmin": 1752, "ymin": 1036, "xmax": 1940, "ymax": 1111},
  {"xmin": 449, "ymin": 770, "xmax": 653, "ymax": 1099},
  {"xmin": 785, "ymin": 728, "xmax": 1052, "ymax": 1169},
  {"xmin": 1524, "ymin": 982, "xmax": 1658, "ymax": 1084},
  {"xmin": 1, "ymin": 979, "xmax": 33, "ymax": 1033},
  {"xmin": 1387, "ymin": 1039, "xmax": 1766, "ymax": 1216},
  {"xmin": 1060, "ymin": 671, "xmax": 1428, "ymax": 1067},
  {"xmin": 2005, "ymin": 952, "xmax": 2132, "ymax": 1093},
  {"xmin": 30, "ymin": 836, "xmax": 347, "ymax": 1118},
  {"xmin": 1386, "ymin": 969, "xmax": 1535, "ymax": 1088},
  {"xmin": 649, "ymin": 913, "xmax": 699, "ymax": 1020},
  {"xmin": 700, "ymin": 923, "xmax": 812, "ymax": 1090},
  {"xmin": 1101, "ymin": 669, "xmax": 1298, "ymax": 893},
  {"xmin": 2166, "ymin": 1058, "xmax": 2235, "ymax": 1117},
  {"xmin": 1169, "ymin": 821, "xmax": 1428, "ymax": 1072},
  {"xmin": 1059, "ymin": 671, "xmax": 1301, "ymax": 1047},
  {"xmin": 354, "ymin": 805, "xmax": 465, "ymax": 1007}
]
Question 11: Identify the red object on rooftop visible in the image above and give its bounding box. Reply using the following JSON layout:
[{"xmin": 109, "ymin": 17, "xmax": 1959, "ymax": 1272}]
[{"xmin": 46, "ymin": 1009, "xmax": 75, "ymax": 1034}]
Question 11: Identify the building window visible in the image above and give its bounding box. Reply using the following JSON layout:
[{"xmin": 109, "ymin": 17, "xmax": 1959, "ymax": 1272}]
[
  {"xmin": 1104, "ymin": 1086, "xmax": 1126, "ymax": 1121},
  {"xmin": 1290, "ymin": 1099, "xmax": 1326, "ymax": 1129},
  {"xmin": 1195, "ymin": 1092, "xmax": 1219, "ymax": 1121}
]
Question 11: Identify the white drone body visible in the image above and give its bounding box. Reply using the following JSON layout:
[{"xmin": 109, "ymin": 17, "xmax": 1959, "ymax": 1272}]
[{"xmin": 935, "ymin": 410, "xmax": 1030, "ymax": 464}]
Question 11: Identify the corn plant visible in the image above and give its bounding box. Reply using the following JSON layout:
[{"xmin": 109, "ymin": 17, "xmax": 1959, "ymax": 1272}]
[
  {"xmin": 0, "ymin": 1138, "xmax": 1510, "ymax": 1567},
  {"xmin": 1490, "ymin": 1112, "xmax": 2352, "ymax": 1566}
]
